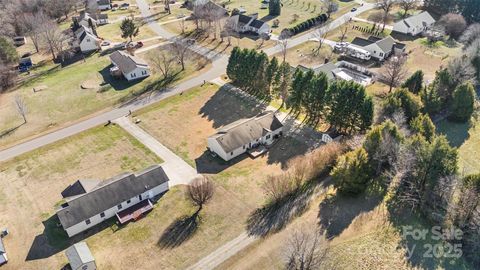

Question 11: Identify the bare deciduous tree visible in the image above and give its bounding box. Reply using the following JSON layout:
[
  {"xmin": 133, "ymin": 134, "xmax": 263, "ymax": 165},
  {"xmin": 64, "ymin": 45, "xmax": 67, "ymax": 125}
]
[
  {"xmin": 338, "ymin": 17, "xmax": 350, "ymax": 43},
  {"xmin": 312, "ymin": 24, "xmax": 330, "ymax": 54},
  {"xmin": 398, "ymin": 0, "xmax": 418, "ymax": 18},
  {"xmin": 460, "ymin": 23, "xmax": 480, "ymax": 46},
  {"xmin": 277, "ymin": 37, "xmax": 289, "ymax": 63},
  {"xmin": 187, "ymin": 175, "xmax": 214, "ymax": 211},
  {"xmin": 381, "ymin": 56, "xmax": 407, "ymax": 92},
  {"xmin": 438, "ymin": 13, "xmax": 467, "ymax": 40},
  {"xmin": 24, "ymin": 11, "xmax": 49, "ymax": 53},
  {"xmin": 368, "ymin": 10, "xmax": 384, "ymax": 31},
  {"xmin": 150, "ymin": 49, "xmax": 177, "ymax": 79},
  {"xmin": 40, "ymin": 20, "xmax": 68, "ymax": 60},
  {"xmin": 376, "ymin": 0, "xmax": 396, "ymax": 31},
  {"xmin": 178, "ymin": 18, "xmax": 186, "ymax": 35},
  {"xmin": 323, "ymin": 0, "xmax": 339, "ymax": 17},
  {"xmin": 262, "ymin": 174, "xmax": 294, "ymax": 202},
  {"xmin": 14, "ymin": 95, "xmax": 28, "ymax": 123},
  {"xmin": 171, "ymin": 38, "xmax": 194, "ymax": 71},
  {"xmin": 284, "ymin": 229, "xmax": 328, "ymax": 270},
  {"xmin": 447, "ymin": 55, "xmax": 476, "ymax": 85}
]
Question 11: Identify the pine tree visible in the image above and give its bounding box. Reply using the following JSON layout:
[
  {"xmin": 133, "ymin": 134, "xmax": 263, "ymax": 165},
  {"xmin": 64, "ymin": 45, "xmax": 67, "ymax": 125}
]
[
  {"xmin": 402, "ymin": 70, "xmax": 424, "ymax": 94},
  {"xmin": 120, "ymin": 18, "xmax": 139, "ymax": 42},
  {"xmin": 269, "ymin": 0, "xmax": 281, "ymax": 16},
  {"xmin": 410, "ymin": 114, "xmax": 436, "ymax": 142},
  {"xmin": 227, "ymin": 47, "xmax": 241, "ymax": 82},
  {"xmin": 332, "ymin": 148, "xmax": 372, "ymax": 195},
  {"xmin": 420, "ymin": 85, "xmax": 443, "ymax": 115},
  {"xmin": 383, "ymin": 88, "xmax": 423, "ymax": 121},
  {"xmin": 266, "ymin": 57, "xmax": 279, "ymax": 94},
  {"xmin": 450, "ymin": 82, "xmax": 476, "ymax": 122},
  {"xmin": 273, "ymin": 62, "xmax": 291, "ymax": 109},
  {"xmin": 304, "ymin": 72, "xmax": 328, "ymax": 125},
  {"xmin": 287, "ymin": 69, "xmax": 307, "ymax": 115}
]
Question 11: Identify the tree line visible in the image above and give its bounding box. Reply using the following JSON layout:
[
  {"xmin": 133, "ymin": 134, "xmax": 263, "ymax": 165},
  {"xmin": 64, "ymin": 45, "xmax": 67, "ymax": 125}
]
[{"xmin": 226, "ymin": 47, "xmax": 374, "ymax": 135}]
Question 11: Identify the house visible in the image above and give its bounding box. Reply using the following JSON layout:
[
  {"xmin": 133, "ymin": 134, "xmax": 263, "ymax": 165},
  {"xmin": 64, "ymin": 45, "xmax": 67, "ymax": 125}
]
[
  {"xmin": 73, "ymin": 11, "xmax": 109, "ymax": 28},
  {"xmin": 231, "ymin": 14, "xmax": 270, "ymax": 35},
  {"xmin": 77, "ymin": 30, "xmax": 101, "ymax": 52},
  {"xmin": 188, "ymin": 0, "xmax": 228, "ymax": 17},
  {"xmin": 65, "ymin": 242, "xmax": 96, "ymax": 270},
  {"xmin": 97, "ymin": 0, "xmax": 111, "ymax": 10},
  {"xmin": 57, "ymin": 165, "xmax": 169, "ymax": 237},
  {"xmin": 297, "ymin": 60, "xmax": 373, "ymax": 86},
  {"xmin": 0, "ymin": 237, "xmax": 7, "ymax": 266},
  {"xmin": 109, "ymin": 51, "xmax": 150, "ymax": 81},
  {"xmin": 207, "ymin": 111, "xmax": 283, "ymax": 161},
  {"xmin": 349, "ymin": 36, "xmax": 405, "ymax": 61},
  {"xmin": 12, "ymin": 36, "xmax": 26, "ymax": 46},
  {"xmin": 393, "ymin": 11, "xmax": 436, "ymax": 36}
]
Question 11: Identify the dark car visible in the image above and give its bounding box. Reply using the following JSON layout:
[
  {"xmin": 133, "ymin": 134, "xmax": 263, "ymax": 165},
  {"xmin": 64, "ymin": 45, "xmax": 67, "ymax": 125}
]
[{"xmin": 351, "ymin": 7, "xmax": 357, "ymax": 12}]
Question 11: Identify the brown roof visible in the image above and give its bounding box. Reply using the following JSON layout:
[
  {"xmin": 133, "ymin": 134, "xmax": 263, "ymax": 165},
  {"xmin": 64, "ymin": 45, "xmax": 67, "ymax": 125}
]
[{"xmin": 210, "ymin": 112, "xmax": 283, "ymax": 153}]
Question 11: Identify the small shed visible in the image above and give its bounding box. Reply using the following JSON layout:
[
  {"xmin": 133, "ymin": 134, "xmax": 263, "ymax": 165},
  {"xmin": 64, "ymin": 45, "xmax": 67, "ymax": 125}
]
[{"xmin": 65, "ymin": 242, "xmax": 96, "ymax": 270}]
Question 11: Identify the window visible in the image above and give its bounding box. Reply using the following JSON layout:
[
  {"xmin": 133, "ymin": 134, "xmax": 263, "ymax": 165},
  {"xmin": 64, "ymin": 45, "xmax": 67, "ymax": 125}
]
[
  {"xmin": 131, "ymin": 73, "xmax": 136, "ymax": 78},
  {"xmin": 379, "ymin": 52, "xmax": 384, "ymax": 57},
  {"xmin": 243, "ymin": 145, "xmax": 246, "ymax": 149},
  {"xmin": 100, "ymin": 212, "xmax": 105, "ymax": 218},
  {"xmin": 117, "ymin": 204, "xmax": 122, "ymax": 210},
  {"xmin": 127, "ymin": 199, "xmax": 131, "ymax": 204},
  {"xmin": 86, "ymin": 38, "xmax": 90, "ymax": 42},
  {"xmin": 85, "ymin": 219, "xmax": 91, "ymax": 225},
  {"xmin": 231, "ymin": 152, "xmax": 233, "ymax": 156},
  {"xmin": 266, "ymin": 135, "xmax": 271, "ymax": 140},
  {"xmin": 141, "ymin": 70, "xmax": 147, "ymax": 75}
]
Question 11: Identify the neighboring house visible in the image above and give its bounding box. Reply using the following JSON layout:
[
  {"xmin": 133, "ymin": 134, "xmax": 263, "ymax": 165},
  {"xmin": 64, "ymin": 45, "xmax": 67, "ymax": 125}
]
[
  {"xmin": 187, "ymin": 0, "xmax": 228, "ymax": 16},
  {"xmin": 74, "ymin": 25, "xmax": 94, "ymax": 39},
  {"xmin": 208, "ymin": 111, "xmax": 283, "ymax": 161},
  {"xmin": 77, "ymin": 31, "xmax": 101, "ymax": 52},
  {"xmin": 349, "ymin": 36, "xmax": 405, "ymax": 61},
  {"xmin": 109, "ymin": 51, "xmax": 150, "ymax": 81},
  {"xmin": 298, "ymin": 60, "xmax": 373, "ymax": 86},
  {"xmin": 57, "ymin": 165, "xmax": 169, "ymax": 237},
  {"xmin": 0, "ymin": 237, "xmax": 7, "ymax": 266},
  {"xmin": 65, "ymin": 242, "xmax": 96, "ymax": 270},
  {"xmin": 393, "ymin": 11, "xmax": 436, "ymax": 36},
  {"xmin": 97, "ymin": 0, "xmax": 111, "ymax": 10},
  {"xmin": 73, "ymin": 11, "xmax": 109, "ymax": 28},
  {"xmin": 231, "ymin": 14, "xmax": 270, "ymax": 35}
]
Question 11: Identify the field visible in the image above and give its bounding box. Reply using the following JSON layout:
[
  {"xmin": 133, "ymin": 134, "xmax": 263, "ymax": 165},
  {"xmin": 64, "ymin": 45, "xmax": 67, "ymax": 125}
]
[
  {"xmin": 325, "ymin": 20, "xmax": 393, "ymax": 43},
  {"xmin": 96, "ymin": 18, "xmax": 159, "ymax": 42},
  {"xmin": 0, "ymin": 124, "xmax": 162, "ymax": 270},
  {"xmin": 436, "ymin": 118, "xmax": 480, "ymax": 175},
  {"xmin": 0, "ymin": 45, "xmax": 210, "ymax": 150}
]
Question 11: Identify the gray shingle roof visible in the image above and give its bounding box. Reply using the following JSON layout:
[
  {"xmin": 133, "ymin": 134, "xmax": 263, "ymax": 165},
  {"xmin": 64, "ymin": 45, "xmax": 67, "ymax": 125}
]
[
  {"xmin": 210, "ymin": 112, "xmax": 283, "ymax": 153},
  {"xmin": 351, "ymin": 37, "xmax": 374, "ymax": 47},
  {"xmin": 57, "ymin": 165, "xmax": 168, "ymax": 229},
  {"xmin": 110, "ymin": 51, "xmax": 149, "ymax": 74},
  {"xmin": 61, "ymin": 179, "xmax": 102, "ymax": 199},
  {"xmin": 66, "ymin": 242, "xmax": 95, "ymax": 269},
  {"xmin": 393, "ymin": 11, "xmax": 435, "ymax": 33},
  {"xmin": 375, "ymin": 36, "xmax": 395, "ymax": 53},
  {"xmin": 97, "ymin": 0, "xmax": 111, "ymax": 5},
  {"xmin": 313, "ymin": 62, "xmax": 338, "ymax": 80},
  {"xmin": 250, "ymin": 19, "xmax": 266, "ymax": 29},
  {"xmin": 0, "ymin": 238, "xmax": 5, "ymax": 254}
]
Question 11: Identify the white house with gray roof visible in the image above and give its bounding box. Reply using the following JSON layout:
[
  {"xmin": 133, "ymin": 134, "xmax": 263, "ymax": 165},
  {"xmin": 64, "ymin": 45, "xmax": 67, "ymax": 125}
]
[
  {"xmin": 349, "ymin": 36, "xmax": 405, "ymax": 61},
  {"xmin": 207, "ymin": 111, "xmax": 283, "ymax": 161},
  {"xmin": 109, "ymin": 51, "xmax": 150, "ymax": 81},
  {"xmin": 231, "ymin": 14, "xmax": 271, "ymax": 35},
  {"xmin": 393, "ymin": 11, "xmax": 436, "ymax": 36},
  {"xmin": 57, "ymin": 165, "xmax": 169, "ymax": 237},
  {"xmin": 0, "ymin": 237, "xmax": 7, "ymax": 266},
  {"xmin": 65, "ymin": 242, "xmax": 96, "ymax": 270}
]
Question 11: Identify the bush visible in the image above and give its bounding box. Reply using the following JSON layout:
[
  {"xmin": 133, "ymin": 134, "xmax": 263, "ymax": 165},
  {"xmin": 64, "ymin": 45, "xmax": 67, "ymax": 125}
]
[
  {"xmin": 450, "ymin": 82, "xmax": 476, "ymax": 122},
  {"xmin": 282, "ymin": 13, "xmax": 328, "ymax": 36},
  {"xmin": 331, "ymin": 148, "xmax": 372, "ymax": 195}
]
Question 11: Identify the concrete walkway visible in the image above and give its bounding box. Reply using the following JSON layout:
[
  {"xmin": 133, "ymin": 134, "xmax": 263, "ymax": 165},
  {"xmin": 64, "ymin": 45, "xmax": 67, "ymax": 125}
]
[
  {"xmin": 114, "ymin": 117, "xmax": 198, "ymax": 186},
  {"xmin": 186, "ymin": 232, "xmax": 257, "ymax": 270},
  {"xmin": 352, "ymin": 17, "xmax": 394, "ymax": 30}
]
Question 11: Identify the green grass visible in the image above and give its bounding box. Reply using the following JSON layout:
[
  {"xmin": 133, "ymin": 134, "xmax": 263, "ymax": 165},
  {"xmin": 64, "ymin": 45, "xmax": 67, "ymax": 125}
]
[{"xmin": 436, "ymin": 119, "xmax": 480, "ymax": 174}]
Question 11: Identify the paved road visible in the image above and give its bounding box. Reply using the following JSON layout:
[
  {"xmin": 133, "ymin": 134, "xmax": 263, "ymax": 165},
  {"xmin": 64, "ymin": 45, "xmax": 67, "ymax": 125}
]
[
  {"xmin": 114, "ymin": 117, "xmax": 199, "ymax": 186},
  {"xmin": 0, "ymin": 0, "xmax": 374, "ymax": 163}
]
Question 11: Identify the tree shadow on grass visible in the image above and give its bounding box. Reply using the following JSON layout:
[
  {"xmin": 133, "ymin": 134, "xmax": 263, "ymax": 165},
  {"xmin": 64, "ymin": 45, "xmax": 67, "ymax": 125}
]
[
  {"xmin": 157, "ymin": 211, "xmax": 200, "ymax": 249},
  {"xmin": 317, "ymin": 193, "xmax": 382, "ymax": 238},
  {"xmin": 0, "ymin": 122, "xmax": 25, "ymax": 139},
  {"xmin": 246, "ymin": 179, "xmax": 330, "ymax": 237},
  {"xmin": 435, "ymin": 119, "xmax": 470, "ymax": 148}
]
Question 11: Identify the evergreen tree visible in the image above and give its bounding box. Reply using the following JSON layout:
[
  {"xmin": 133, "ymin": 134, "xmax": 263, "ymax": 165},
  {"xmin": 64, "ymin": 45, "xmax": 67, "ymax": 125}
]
[
  {"xmin": 450, "ymin": 82, "xmax": 476, "ymax": 122},
  {"xmin": 265, "ymin": 57, "xmax": 279, "ymax": 94},
  {"xmin": 304, "ymin": 72, "xmax": 329, "ymax": 124},
  {"xmin": 383, "ymin": 88, "xmax": 423, "ymax": 121},
  {"xmin": 332, "ymin": 148, "xmax": 372, "ymax": 195},
  {"xmin": 410, "ymin": 114, "xmax": 436, "ymax": 142},
  {"xmin": 326, "ymin": 80, "xmax": 374, "ymax": 134},
  {"xmin": 253, "ymin": 51, "xmax": 270, "ymax": 97},
  {"xmin": 0, "ymin": 36, "xmax": 18, "ymax": 64},
  {"xmin": 273, "ymin": 62, "xmax": 291, "ymax": 109},
  {"xmin": 432, "ymin": 68, "xmax": 456, "ymax": 104},
  {"xmin": 402, "ymin": 70, "xmax": 424, "ymax": 94},
  {"xmin": 420, "ymin": 85, "xmax": 443, "ymax": 115},
  {"xmin": 269, "ymin": 0, "xmax": 281, "ymax": 16},
  {"xmin": 287, "ymin": 69, "xmax": 308, "ymax": 115},
  {"xmin": 120, "ymin": 18, "xmax": 139, "ymax": 42},
  {"xmin": 227, "ymin": 46, "xmax": 241, "ymax": 82}
]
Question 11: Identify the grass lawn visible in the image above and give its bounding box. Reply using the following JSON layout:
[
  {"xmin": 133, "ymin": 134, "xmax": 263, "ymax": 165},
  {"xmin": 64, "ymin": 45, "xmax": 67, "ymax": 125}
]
[
  {"xmin": 96, "ymin": 18, "xmax": 159, "ymax": 42},
  {"xmin": 277, "ymin": 40, "xmax": 337, "ymax": 68},
  {"xmin": 0, "ymin": 124, "xmax": 162, "ymax": 270},
  {"xmin": 326, "ymin": 20, "xmax": 392, "ymax": 43},
  {"xmin": 436, "ymin": 118, "xmax": 480, "ymax": 175},
  {"xmin": 0, "ymin": 46, "xmax": 210, "ymax": 149}
]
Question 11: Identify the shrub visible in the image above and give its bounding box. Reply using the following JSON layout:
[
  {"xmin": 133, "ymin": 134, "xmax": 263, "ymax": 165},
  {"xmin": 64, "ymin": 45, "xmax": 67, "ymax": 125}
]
[{"xmin": 332, "ymin": 148, "xmax": 372, "ymax": 195}]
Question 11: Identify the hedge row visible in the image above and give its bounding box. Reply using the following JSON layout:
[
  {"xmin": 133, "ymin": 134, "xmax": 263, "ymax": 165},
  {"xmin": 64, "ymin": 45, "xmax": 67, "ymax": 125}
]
[{"xmin": 282, "ymin": 14, "xmax": 328, "ymax": 36}]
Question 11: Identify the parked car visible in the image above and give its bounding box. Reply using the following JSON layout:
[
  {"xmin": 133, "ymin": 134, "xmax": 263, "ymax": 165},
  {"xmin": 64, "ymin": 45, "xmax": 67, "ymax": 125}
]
[
  {"xmin": 136, "ymin": 41, "xmax": 143, "ymax": 48},
  {"xmin": 113, "ymin": 42, "xmax": 126, "ymax": 50},
  {"xmin": 351, "ymin": 7, "xmax": 357, "ymax": 12},
  {"xmin": 101, "ymin": 41, "xmax": 111, "ymax": 46}
]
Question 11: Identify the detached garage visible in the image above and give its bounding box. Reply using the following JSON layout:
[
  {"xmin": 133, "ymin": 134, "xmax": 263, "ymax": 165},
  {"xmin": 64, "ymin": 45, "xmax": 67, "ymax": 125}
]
[{"xmin": 65, "ymin": 242, "xmax": 96, "ymax": 270}]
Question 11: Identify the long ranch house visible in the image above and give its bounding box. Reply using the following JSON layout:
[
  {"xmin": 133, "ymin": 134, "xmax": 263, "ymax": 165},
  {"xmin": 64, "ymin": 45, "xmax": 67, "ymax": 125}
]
[
  {"xmin": 57, "ymin": 165, "xmax": 169, "ymax": 237},
  {"xmin": 208, "ymin": 111, "xmax": 283, "ymax": 161}
]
